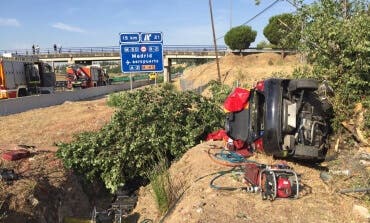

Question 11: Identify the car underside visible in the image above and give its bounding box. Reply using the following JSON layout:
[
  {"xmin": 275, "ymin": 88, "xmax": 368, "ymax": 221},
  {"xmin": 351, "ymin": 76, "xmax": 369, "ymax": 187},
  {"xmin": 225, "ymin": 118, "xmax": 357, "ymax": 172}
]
[{"xmin": 225, "ymin": 78, "xmax": 333, "ymax": 162}]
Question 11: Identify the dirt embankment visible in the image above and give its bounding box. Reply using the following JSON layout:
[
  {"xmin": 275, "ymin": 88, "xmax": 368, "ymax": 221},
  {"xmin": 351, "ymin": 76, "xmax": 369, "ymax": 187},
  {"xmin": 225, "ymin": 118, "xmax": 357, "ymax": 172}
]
[
  {"xmin": 0, "ymin": 98, "xmax": 114, "ymax": 222},
  {"xmin": 0, "ymin": 150, "xmax": 91, "ymax": 223},
  {"xmin": 134, "ymin": 141, "xmax": 369, "ymax": 223},
  {"xmin": 175, "ymin": 52, "xmax": 303, "ymax": 90}
]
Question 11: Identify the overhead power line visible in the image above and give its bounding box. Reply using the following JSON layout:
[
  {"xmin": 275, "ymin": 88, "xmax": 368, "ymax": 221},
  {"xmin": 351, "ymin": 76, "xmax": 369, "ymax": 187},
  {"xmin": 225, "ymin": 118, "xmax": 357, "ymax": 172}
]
[
  {"xmin": 285, "ymin": 0, "xmax": 300, "ymax": 9},
  {"xmin": 216, "ymin": 0, "xmax": 281, "ymax": 41}
]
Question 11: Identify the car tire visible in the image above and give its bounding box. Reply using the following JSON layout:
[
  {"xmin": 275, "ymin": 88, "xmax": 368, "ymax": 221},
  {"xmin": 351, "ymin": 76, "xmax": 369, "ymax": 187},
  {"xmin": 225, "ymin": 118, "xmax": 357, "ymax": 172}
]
[{"xmin": 18, "ymin": 89, "xmax": 28, "ymax": 97}]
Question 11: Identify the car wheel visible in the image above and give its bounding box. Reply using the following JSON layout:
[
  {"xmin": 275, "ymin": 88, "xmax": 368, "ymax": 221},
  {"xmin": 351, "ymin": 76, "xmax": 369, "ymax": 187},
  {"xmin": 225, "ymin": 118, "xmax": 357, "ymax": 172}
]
[{"xmin": 18, "ymin": 89, "xmax": 28, "ymax": 97}]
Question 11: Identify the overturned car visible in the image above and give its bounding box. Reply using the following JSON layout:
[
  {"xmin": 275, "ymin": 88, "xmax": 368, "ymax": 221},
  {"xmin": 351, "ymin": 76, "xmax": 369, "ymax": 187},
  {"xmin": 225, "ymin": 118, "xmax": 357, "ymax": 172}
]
[{"xmin": 225, "ymin": 78, "xmax": 333, "ymax": 162}]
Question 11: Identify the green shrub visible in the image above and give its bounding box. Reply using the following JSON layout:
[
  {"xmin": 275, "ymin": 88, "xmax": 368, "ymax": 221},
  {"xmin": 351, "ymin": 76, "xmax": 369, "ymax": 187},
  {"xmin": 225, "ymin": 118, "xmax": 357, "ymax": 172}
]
[
  {"xmin": 293, "ymin": 0, "xmax": 369, "ymax": 133},
  {"xmin": 57, "ymin": 86, "xmax": 224, "ymax": 192},
  {"xmin": 208, "ymin": 80, "xmax": 232, "ymax": 104}
]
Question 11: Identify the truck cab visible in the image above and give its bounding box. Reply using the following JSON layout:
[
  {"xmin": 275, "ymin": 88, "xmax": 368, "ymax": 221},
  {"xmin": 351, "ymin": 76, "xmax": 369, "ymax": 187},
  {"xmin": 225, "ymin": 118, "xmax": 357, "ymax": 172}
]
[{"xmin": 66, "ymin": 65, "xmax": 109, "ymax": 89}]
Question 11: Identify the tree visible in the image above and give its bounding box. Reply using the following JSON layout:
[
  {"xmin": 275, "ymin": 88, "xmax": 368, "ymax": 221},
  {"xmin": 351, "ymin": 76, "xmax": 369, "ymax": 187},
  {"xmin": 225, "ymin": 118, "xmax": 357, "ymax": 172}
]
[
  {"xmin": 293, "ymin": 0, "xmax": 370, "ymax": 129},
  {"xmin": 263, "ymin": 13, "xmax": 300, "ymax": 51},
  {"xmin": 224, "ymin": 25, "xmax": 257, "ymax": 53}
]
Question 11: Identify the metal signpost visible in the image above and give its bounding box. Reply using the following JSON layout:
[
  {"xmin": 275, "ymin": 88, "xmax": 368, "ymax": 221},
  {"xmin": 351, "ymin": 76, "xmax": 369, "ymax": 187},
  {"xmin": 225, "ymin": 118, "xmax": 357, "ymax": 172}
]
[{"xmin": 119, "ymin": 32, "xmax": 163, "ymax": 90}]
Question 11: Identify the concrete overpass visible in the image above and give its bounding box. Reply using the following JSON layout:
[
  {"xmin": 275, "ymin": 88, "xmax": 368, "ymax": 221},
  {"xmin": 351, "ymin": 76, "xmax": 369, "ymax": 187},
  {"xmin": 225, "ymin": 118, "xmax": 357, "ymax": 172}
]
[
  {"xmin": 34, "ymin": 46, "xmax": 228, "ymax": 82},
  {"xmin": 1, "ymin": 45, "xmax": 292, "ymax": 82},
  {"xmin": 44, "ymin": 54, "xmax": 222, "ymax": 82}
]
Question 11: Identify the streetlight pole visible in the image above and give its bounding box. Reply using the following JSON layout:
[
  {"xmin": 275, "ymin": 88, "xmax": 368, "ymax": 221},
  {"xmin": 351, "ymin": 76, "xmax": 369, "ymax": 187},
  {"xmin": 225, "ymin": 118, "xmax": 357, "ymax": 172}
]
[{"xmin": 209, "ymin": 0, "xmax": 221, "ymax": 82}]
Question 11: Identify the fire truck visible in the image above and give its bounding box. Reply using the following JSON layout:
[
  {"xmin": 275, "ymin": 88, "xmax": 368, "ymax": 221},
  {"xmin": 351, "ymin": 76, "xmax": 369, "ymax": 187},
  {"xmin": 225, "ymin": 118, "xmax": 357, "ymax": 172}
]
[
  {"xmin": 0, "ymin": 54, "xmax": 55, "ymax": 99},
  {"xmin": 66, "ymin": 65, "xmax": 109, "ymax": 89}
]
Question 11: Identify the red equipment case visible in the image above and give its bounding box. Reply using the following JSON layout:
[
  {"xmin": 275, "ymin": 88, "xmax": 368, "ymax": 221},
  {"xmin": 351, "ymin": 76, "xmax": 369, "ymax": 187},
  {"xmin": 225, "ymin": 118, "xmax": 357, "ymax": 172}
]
[{"xmin": 2, "ymin": 149, "xmax": 31, "ymax": 161}]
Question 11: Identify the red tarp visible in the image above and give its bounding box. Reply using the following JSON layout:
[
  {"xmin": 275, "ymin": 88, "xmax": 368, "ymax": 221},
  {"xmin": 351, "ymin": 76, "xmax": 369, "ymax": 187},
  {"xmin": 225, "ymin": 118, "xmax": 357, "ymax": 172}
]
[
  {"xmin": 223, "ymin": 88, "xmax": 250, "ymax": 112},
  {"xmin": 206, "ymin": 129, "xmax": 228, "ymax": 141},
  {"xmin": 206, "ymin": 130, "xmax": 252, "ymax": 157}
]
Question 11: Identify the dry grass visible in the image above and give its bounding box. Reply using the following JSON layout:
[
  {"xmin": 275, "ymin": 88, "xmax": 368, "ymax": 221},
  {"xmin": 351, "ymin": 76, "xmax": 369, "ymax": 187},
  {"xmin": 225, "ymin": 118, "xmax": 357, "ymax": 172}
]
[
  {"xmin": 146, "ymin": 158, "xmax": 185, "ymax": 215},
  {"xmin": 175, "ymin": 53, "xmax": 303, "ymax": 91},
  {"xmin": 0, "ymin": 97, "xmax": 114, "ymax": 150}
]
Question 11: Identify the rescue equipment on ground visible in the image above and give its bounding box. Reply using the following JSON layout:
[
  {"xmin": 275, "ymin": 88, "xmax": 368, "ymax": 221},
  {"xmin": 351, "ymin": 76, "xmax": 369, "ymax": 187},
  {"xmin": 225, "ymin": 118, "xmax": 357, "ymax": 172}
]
[
  {"xmin": 91, "ymin": 194, "xmax": 137, "ymax": 223},
  {"xmin": 206, "ymin": 130, "xmax": 252, "ymax": 157},
  {"xmin": 1, "ymin": 149, "xmax": 31, "ymax": 161},
  {"xmin": 0, "ymin": 168, "xmax": 18, "ymax": 182},
  {"xmin": 246, "ymin": 163, "xmax": 299, "ymax": 200},
  {"xmin": 207, "ymin": 146, "xmax": 300, "ymax": 201}
]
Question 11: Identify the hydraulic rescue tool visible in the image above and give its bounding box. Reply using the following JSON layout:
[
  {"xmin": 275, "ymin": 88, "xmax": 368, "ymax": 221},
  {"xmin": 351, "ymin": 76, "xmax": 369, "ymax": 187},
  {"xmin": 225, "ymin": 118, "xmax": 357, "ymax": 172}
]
[
  {"xmin": 208, "ymin": 148, "xmax": 300, "ymax": 201},
  {"xmin": 243, "ymin": 163, "xmax": 299, "ymax": 200}
]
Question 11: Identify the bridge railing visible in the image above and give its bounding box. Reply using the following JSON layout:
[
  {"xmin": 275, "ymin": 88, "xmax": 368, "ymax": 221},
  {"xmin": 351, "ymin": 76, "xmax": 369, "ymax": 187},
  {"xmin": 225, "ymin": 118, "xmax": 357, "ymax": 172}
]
[
  {"xmin": 0, "ymin": 46, "xmax": 296, "ymax": 60},
  {"xmin": 0, "ymin": 45, "xmax": 229, "ymax": 56}
]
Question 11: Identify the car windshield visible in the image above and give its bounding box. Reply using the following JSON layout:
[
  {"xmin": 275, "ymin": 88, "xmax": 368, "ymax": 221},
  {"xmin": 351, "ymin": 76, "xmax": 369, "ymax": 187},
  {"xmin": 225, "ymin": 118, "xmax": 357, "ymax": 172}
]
[{"xmin": 249, "ymin": 90, "xmax": 265, "ymax": 141}]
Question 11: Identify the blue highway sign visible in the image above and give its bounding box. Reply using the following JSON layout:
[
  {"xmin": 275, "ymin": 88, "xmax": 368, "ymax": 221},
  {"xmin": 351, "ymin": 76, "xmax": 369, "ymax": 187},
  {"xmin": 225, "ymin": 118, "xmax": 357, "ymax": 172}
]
[
  {"xmin": 119, "ymin": 33, "xmax": 140, "ymax": 44},
  {"xmin": 120, "ymin": 43, "xmax": 163, "ymax": 73},
  {"xmin": 140, "ymin": 32, "xmax": 162, "ymax": 43},
  {"xmin": 120, "ymin": 32, "xmax": 163, "ymax": 73}
]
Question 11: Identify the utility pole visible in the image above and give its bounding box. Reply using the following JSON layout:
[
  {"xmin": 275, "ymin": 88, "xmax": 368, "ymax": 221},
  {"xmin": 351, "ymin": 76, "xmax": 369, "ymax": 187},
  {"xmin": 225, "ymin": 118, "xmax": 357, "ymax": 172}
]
[
  {"xmin": 230, "ymin": 0, "xmax": 233, "ymax": 29},
  {"xmin": 209, "ymin": 0, "xmax": 221, "ymax": 82}
]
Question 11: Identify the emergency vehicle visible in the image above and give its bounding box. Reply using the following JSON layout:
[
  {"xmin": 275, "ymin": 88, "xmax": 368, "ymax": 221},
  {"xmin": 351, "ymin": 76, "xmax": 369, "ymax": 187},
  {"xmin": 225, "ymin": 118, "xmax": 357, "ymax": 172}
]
[{"xmin": 0, "ymin": 54, "xmax": 55, "ymax": 99}]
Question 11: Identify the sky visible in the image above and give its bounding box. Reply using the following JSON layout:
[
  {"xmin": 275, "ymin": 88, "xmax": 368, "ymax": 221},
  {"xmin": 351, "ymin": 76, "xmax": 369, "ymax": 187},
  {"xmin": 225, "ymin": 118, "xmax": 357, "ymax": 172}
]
[{"xmin": 0, "ymin": 0, "xmax": 307, "ymax": 50}]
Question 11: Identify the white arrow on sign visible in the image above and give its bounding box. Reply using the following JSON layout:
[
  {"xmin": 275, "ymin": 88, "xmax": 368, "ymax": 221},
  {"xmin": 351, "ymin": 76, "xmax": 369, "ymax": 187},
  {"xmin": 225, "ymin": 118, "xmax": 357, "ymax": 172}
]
[
  {"xmin": 126, "ymin": 60, "xmax": 131, "ymax": 65},
  {"xmin": 144, "ymin": 34, "xmax": 151, "ymax": 41}
]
